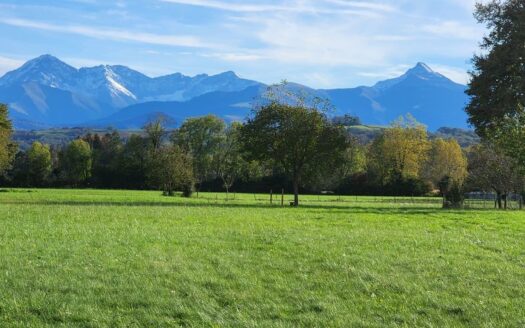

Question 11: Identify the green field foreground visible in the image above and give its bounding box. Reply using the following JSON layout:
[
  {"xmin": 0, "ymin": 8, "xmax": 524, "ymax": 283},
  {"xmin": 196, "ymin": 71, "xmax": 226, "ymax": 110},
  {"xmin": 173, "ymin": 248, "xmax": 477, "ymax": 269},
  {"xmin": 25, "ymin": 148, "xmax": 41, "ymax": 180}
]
[{"xmin": 0, "ymin": 190, "xmax": 524, "ymax": 327}]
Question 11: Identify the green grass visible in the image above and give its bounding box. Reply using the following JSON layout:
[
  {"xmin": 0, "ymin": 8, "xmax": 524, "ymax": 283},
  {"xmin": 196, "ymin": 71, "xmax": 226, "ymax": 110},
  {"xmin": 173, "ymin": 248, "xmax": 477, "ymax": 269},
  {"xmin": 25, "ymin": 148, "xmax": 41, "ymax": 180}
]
[{"xmin": 0, "ymin": 189, "xmax": 524, "ymax": 327}]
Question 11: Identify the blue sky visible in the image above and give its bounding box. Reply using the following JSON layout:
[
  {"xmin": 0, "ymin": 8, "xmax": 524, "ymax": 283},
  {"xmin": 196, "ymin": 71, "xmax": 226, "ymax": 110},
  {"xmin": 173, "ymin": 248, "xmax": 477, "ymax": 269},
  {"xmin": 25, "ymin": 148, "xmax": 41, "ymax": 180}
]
[{"xmin": 0, "ymin": 0, "xmax": 485, "ymax": 88}]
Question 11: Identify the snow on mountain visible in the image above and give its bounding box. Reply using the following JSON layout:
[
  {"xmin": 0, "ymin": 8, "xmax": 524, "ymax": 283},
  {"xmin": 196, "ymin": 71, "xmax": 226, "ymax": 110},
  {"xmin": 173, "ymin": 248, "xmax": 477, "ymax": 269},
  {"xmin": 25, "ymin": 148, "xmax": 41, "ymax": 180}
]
[
  {"xmin": 0, "ymin": 55, "xmax": 470, "ymax": 130},
  {"xmin": 0, "ymin": 54, "xmax": 77, "ymax": 89},
  {"xmin": 0, "ymin": 55, "xmax": 262, "ymax": 128}
]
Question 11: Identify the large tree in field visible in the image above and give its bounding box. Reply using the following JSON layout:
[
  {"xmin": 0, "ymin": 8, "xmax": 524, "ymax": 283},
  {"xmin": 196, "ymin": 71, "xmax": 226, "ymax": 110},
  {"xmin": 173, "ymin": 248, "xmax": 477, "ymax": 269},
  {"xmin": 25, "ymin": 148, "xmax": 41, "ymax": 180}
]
[
  {"xmin": 466, "ymin": 0, "xmax": 525, "ymax": 170},
  {"xmin": 240, "ymin": 100, "xmax": 348, "ymax": 207},
  {"xmin": 171, "ymin": 115, "xmax": 226, "ymax": 190},
  {"xmin": 0, "ymin": 104, "xmax": 16, "ymax": 179}
]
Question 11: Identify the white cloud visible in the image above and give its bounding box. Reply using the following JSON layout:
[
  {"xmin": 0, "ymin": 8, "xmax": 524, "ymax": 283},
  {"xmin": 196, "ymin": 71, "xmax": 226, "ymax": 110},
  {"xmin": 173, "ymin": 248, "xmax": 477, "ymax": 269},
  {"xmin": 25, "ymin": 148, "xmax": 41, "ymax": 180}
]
[
  {"xmin": 160, "ymin": 0, "xmax": 392, "ymax": 16},
  {"xmin": 423, "ymin": 21, "xmax": 483, "ymax": 40},
  {"xmin": 0, "ymin": 55, "xmax": 24, "ymax": 76},
  {"xmin": 430, "ymin": 64, "xmax": 470, "ymax": 84},
  {"xmin": 0, "ymin": 18, "xmax": 211, "ymax": 48},
  {"xmin": 160, "ymin": 0, "xmax": 289, "ymax": 12},
  {"xmin": 200, "ymin": 52, "xmax": 265, "ymax": 61},
  {"xmin": 0, "ymin": 0, "xmax": 485, "ymax": 88}
]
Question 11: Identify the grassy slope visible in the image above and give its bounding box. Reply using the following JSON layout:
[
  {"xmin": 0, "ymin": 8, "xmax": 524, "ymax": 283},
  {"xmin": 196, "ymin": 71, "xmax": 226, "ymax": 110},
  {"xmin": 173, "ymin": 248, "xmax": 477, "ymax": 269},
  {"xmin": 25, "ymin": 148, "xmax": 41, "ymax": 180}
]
[{"xmin": 0, "ymin": 189, "xmax": 524, "ymax": 327}]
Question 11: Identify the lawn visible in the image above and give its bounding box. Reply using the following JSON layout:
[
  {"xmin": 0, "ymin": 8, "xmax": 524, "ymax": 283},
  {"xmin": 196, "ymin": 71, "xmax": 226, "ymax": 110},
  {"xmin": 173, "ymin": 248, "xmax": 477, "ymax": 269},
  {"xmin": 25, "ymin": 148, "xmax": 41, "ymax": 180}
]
[{"xmin": 0, "ymin": 189, "xmax": 524, "ymax": 327}]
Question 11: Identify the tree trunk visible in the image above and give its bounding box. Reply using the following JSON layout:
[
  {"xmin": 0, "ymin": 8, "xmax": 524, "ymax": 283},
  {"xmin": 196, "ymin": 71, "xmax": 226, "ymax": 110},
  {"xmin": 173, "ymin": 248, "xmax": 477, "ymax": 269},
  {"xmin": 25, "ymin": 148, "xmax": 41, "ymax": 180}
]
[
  {"xmin": 503, "ymin": 194, "xmax": 507, "ymax": 210},
  {"xmin": 293, "ymin": 178, "xmax": 299, "ymax": 207},
  {"xmin": 496, "ymin": 192, "xmax": 502, "ymax": 209}
]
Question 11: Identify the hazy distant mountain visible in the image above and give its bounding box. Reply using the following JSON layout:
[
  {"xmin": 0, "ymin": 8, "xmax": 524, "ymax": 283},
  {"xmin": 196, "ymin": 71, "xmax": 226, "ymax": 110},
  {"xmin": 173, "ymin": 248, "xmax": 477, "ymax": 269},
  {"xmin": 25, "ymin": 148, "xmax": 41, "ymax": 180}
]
[
  {"xmin": 0, "ymin": 55, "xmax": 470, "ymax": 130},
  {"xmin": 0, "ymin": 55, "xmax": 262, "ymax": 128},
  {"xmin": 322, "ymin": 63, "xmax": 469, "ymax": 130},
  {"xmin": 88, "ymin": 85, "xmax": 264, "ymax": 129}
]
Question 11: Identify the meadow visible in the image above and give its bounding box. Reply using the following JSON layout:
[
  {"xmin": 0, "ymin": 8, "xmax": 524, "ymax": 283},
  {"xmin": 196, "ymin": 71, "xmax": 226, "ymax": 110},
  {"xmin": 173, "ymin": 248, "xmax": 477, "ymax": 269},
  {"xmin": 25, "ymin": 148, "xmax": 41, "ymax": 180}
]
[{"xmin": 0, "ymin": 189, "xmax": 524, "ymax": 327}]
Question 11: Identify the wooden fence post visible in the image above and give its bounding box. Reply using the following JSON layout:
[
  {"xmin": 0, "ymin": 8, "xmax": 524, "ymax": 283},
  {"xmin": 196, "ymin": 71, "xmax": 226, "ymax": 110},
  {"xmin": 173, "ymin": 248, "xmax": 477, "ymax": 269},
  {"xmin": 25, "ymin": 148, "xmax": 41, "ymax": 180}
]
[
  {"xmin": 281, "ymin": 189, "xmax": 284, "ymax": 206},
  {"xmin": 270, "ymin": 189, "xmax": 273, "ymax": 205}
]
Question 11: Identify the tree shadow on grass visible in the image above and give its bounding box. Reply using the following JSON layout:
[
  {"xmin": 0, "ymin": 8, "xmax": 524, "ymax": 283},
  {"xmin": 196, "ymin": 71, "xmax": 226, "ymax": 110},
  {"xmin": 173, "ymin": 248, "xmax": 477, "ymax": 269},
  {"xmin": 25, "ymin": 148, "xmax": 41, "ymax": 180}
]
[{"xmin": 0, "ymin": 199, "xmax": 487, "ymax": 216}]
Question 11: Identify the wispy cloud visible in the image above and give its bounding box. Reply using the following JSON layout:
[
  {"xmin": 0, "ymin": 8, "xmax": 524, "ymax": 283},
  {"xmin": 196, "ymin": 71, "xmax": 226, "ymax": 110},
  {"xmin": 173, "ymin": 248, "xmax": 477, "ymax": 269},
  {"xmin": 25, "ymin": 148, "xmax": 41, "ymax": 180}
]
[
  {"xmin": 160, "ymin": 0, "xmax": 288, "ymax": 12},
  {"xmin": 0, "ymin": 55, "xmax": 25, "ymax": 76},
  {"xmin": 0, "ymin": 17, "xmax": 211, "ymax": 48},
  {"xmin": 0, "ymin": 0, "xmax": 485, "ymax": 88},
  {"xmin": 160, "ymin": 0, "xmax": 392, "ymax": 16},
  {"xmin": 423, "ymin": 21, "xmax": 483, "ymax": 40},
  {"xmin": 429, "ymin": 64, "xmax": 470, "ymax": 84}
]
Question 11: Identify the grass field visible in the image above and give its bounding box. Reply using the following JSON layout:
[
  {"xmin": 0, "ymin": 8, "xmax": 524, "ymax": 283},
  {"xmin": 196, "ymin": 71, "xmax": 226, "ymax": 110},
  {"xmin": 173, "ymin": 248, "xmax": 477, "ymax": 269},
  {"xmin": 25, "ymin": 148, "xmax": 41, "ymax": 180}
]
[{"xmin": 0, "ymin": 189, "xmax": 524, "ymax": 327}]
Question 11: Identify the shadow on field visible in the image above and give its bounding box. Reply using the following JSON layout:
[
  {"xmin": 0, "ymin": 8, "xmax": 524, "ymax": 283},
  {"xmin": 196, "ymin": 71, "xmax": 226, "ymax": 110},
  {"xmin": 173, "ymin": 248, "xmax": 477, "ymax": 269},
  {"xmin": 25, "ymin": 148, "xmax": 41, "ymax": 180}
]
[{"xmin": 0, "ymin": 199, "xmax": 467, "ymax": 216}]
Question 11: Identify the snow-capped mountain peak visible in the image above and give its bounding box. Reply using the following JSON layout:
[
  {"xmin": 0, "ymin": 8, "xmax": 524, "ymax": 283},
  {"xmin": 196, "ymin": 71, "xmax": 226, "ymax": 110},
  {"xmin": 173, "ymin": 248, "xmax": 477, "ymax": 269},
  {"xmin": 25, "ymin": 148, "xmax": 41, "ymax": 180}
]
[{"xmin": 0, "ymin": 54, "xmax": 77, "ymax": 88}]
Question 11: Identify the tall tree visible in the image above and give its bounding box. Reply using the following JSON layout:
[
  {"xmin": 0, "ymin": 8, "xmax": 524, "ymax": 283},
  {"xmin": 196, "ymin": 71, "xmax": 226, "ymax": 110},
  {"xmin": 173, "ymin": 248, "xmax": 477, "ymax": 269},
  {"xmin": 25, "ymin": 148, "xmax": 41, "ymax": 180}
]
[
  {"xmin": 118, "ymin": 134, "xmax": 148, "ymax": 189},
  {"xmin": 27, "ymin": 141, "xmax": 52, "ymax": 186},
  {"xmin": 466, "ymin": 0, "xmax": 525, "ymax": 169},
  {"xmin": 147, "ymin": 145, "xmax": 194, "ymax": 197},
  {"xmin": 466, "ymin": 143, "xmax": 524, "ymax": 209},
  {"xmin": 84, "ymin": 131, "xmax": 123, "ymax": 187},
  {"xmin": 215, "ymin": 122, "xmax": 258, "ymax": 197},
  {"xmin": 240, "ymin": 102, "xmax": 348, "ymax": 206},
  {"xmin": 171, "ymin": 115, "xmax": 226, "ymax": 190},
  {"xmin": 144, "ymin": 119, "xmax": 166, "ymax": 151},
  {"xmin": 423, "ymin": 138, "xmax": 468, "ymax": 191},
  {"xmin": 368, "ymin": 115, "xmax": 430, "ymax": 185},
  {"xmin": 309, "ymin": 135, "xmax": 366, "ymax": 192},
  {"xmin": 0, "ymin": 104, "xmax": 16, "ymax": 178},
  {"xmin": 62, "ymin": 139, "xmax": 92, "ymax": 186}
]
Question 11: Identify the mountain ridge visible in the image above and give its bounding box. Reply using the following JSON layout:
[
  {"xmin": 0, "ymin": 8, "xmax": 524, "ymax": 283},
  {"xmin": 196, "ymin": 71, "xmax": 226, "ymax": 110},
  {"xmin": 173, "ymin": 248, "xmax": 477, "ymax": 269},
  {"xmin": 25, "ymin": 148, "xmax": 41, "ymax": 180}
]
[{"xmin": 0, "ymin": 55, "xmax": 470, "ymax": 131}]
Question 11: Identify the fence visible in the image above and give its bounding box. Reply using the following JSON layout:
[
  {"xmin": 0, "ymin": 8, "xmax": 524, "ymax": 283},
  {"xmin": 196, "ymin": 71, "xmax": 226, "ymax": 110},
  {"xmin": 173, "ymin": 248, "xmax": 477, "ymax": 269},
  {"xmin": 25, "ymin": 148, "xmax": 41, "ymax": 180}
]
[
  {"xmin": 464, "ymin": 192, "xmax": 524, "ymax": 210},
  {"xmin": 194, "ymin": 191, "xmax": 524, "ymax": 210}
]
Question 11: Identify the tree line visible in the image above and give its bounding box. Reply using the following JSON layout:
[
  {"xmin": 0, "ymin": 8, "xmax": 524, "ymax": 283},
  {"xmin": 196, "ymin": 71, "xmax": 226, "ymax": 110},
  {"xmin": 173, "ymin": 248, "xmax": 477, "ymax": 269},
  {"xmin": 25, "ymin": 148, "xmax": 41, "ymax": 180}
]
[
  {"xmin": 1, "ymin": 0, "xmax": 523, "ymax": 208},
  {"xmin": 1, "ymin": 100, "xmax": 523, "ymax": 208}
]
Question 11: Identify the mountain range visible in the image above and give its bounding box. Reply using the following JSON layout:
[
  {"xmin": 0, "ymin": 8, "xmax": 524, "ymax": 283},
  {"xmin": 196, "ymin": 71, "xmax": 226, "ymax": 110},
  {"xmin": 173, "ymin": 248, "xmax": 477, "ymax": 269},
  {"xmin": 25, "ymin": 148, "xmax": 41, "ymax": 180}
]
[{"xmin": 0, "ymin": 55, "xmax": 470, "ymax": 130}]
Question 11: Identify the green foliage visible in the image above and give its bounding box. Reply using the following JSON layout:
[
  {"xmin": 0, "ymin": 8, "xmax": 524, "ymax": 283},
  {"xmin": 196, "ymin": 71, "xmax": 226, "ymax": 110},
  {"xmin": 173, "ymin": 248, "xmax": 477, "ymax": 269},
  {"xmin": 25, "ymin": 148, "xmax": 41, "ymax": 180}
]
[
  {"xmin": 172, "ymin": 115, "xmax": 226, "ymax": 185},
  {"xmin": 423, "ymin": 138, "xmax": 468, "ymax": 189},
  {"xmin": 466, "ymin": 0, "xmax": 525, "ymax": 170},
  {"xmin": 440, "ymin": 177, "xmax": 465, "ymax": 209},
  {"xmin": 0, "ymin": 103, "xmax": 16, "ymax": 176},
  {"xmin": 147, "ymin": 145, "xmax": 194, "ymax": 197},
  {"xmin": 215, "ymin": 122, "xmax": 257, "ymax": 195},
  {"xmin": 433, "ymin": 127, "xmax": 480, "ymax": 148},
  {"xmin": 62, "ymin": 139, "xmax": 92, "ymax": 186},
  {"xmin": 118, "ymin": 134, "xmax": 148, "ymax": 189},
  {"xmin": 27, "ymin": 142, "xmax": 52, "ymax": 186},
  {"xmin": 466, "ymin": 143, "xmax": 524, "ymax": 208},
  {"xmin": 309, "ymin": 136, "xmax": 366, "ymax": 192},
  {"xmin": 83, "ymin": 131, "xmax": 123, "ymax": 187},
  {"xmin": 368, "ymin": 115, "xmax": 430, "ymax": 186},
  {"xmin": 144, "ymin": 119, "xmax": 166, "ymax": 151},
  {"xmin": 240, "ymin": 101, "xmax": 348, "ymax": 206},
  {"xmin": 332, "ymin": 114, "xmax": 361, "ymax": 126}
]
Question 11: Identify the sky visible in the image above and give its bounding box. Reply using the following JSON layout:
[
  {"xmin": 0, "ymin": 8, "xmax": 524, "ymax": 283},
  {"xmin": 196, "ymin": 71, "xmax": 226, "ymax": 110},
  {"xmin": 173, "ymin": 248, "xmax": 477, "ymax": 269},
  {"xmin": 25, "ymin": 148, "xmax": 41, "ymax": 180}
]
[{"xmin": 0, "ymin": 0, "xmax": 486, "ymax": 88}]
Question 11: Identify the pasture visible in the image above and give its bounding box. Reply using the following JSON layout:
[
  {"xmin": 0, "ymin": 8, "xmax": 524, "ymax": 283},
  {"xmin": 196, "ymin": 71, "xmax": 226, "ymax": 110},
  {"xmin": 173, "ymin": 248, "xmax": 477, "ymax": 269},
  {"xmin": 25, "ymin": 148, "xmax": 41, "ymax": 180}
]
[{"xmin": 0, "ymin": 189, "xmax": 524, "ymax": 327}]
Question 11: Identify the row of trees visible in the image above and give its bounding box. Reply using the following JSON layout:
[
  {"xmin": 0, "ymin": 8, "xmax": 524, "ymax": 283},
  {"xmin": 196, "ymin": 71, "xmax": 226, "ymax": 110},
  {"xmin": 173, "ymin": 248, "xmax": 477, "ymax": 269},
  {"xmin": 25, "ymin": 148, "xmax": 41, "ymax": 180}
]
[
  {"xmin": 1, "ymin": 1, "xmax": 524, "ymax": 207},
  {"xmin": 1, "ymin": 100, "xmax": 522, "ymax": 208}
]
